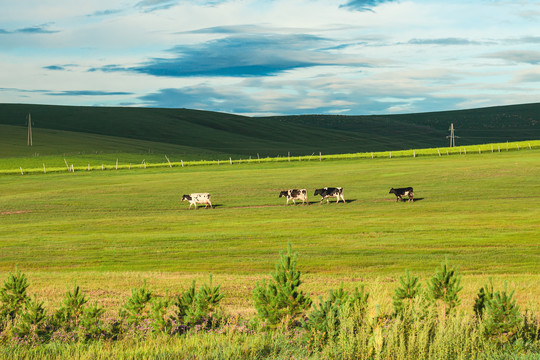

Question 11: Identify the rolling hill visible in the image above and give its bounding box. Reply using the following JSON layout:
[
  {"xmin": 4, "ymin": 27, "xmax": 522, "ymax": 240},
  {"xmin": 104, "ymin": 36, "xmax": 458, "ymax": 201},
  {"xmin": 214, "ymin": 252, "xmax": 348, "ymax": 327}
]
[{"xmin": 0, "ymin": 102, "xmax": 539, "ymax": 159}]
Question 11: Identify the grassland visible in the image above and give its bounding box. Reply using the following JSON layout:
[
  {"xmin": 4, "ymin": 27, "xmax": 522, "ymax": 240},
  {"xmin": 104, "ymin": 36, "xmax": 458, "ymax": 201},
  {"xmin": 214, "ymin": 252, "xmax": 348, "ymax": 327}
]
[{"xmin": 0, "ymin": 147, "xmax": 538, "ymax": 318}]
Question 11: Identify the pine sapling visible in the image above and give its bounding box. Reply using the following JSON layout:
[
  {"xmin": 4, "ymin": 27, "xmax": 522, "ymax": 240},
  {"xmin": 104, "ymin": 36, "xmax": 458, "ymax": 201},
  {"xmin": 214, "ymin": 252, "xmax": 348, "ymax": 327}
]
[
  {"xmin": 120, "ymin": 281, "xmax": 153, "ymax": 327},
  {"xmin": 0, "ymin": 269, "xmax": 30, "ymax": 322},
  {"xmin": 428, "ymin": 260, "xmax": 462, "ymax": 320},
  {"xmin": 393, "ymin": 269, "xmax": 421, "ymax": 316},
  {"xmin": 13, "ymin": 295, "xmax": 49, "ymax": 342},
  {"xmin": 52, "ymin": 284, "xmax": 88, "ymax": 330},
  {"xmin": 253, "ymin": 244, "xmax": 312, "ymax": 328}
]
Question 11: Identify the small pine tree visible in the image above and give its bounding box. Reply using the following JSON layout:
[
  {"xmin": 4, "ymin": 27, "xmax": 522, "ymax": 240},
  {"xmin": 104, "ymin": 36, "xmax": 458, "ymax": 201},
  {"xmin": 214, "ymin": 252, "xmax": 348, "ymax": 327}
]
[
  {"xmin": 252, "ymin": 244, "xmax": 312, "ymax": 328},
  {"xmin": 473, "ymin": 279, "xmax": 494, "ymax": 319},
  {"xmin": 0, "ymin": 269, "xmax": 30, "ymax": 322},
  {"xmin": 78, "ymin": 301, "xmax": 105, "ymax": 340},
  {"xmin": 150, "ymin": 292, "xmax": 171, "ymax": 333},
  {"xmin": 428, "ymin": 260, "xmax": 462, "ymax": 319},
  {"xmin": 52, "ymin": 284, "xmax": 88, "ymax": 330},
  {"xmin": 482, "ymin": 284, "xmax": 521, "ymax": 341},
  {"xmin": 120, "ymin": 281, "xmax": 153, "ymax": 326},
  {"xmin": 173, "ymin": 275, "xmax": 224, "ymax": 328},
  {"xmin": 307, "ymin": 283, "xmax": 369, "ymax": 340},
  {"xmin": 13, "ymin": 295, "xmax": 49, "ymax": 341},
  {"xmin": 393, "ymin": 269, "xmax": 421, "ymax": 316}
]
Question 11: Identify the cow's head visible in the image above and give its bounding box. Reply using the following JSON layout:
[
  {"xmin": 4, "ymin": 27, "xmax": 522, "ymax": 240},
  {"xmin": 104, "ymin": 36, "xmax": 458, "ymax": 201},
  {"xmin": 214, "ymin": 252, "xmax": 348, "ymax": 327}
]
[
  {"xmin": 279, "ymin": 191, "xmax": 288, "ymax": 198},
  {"xmin": 389, "ymin": 188, "xmax": 395, "ymax": 194},
  {"xmin": 181, "ymin": 195, "xmax": 192, "ymax": 201},
  {"xmin": 314, "ymin": 188, "xmax": 322, "ymax": 196}
]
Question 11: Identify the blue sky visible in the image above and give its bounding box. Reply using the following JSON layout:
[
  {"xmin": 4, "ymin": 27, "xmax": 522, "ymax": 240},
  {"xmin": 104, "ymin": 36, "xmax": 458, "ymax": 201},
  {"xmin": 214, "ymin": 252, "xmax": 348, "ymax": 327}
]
[{"xmin": 1, "ymin": 0, "xmax": 540, "ymax": 115}]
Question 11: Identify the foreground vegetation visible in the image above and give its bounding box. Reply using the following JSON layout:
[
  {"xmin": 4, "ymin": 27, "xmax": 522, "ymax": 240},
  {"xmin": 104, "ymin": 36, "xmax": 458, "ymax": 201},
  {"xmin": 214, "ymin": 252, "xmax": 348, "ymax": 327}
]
[{"xmin": 1, "ymin": 247, "xmax": 538, "ymax": 359}]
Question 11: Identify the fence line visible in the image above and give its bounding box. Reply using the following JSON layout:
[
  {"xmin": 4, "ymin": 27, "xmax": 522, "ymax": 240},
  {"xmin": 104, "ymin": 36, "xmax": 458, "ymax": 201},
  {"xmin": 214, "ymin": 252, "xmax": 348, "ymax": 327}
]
[{"xmin": 6, "ymin": 140, "xmax": 540, "ymax": 176}]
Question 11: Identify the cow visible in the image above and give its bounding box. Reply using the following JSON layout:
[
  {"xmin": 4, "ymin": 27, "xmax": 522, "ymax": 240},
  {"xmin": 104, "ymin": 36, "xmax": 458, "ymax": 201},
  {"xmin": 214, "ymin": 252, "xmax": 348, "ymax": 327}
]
[
  {"xmin": 389, "ymin": 187, "xmax": 414, "ymax": 202},
  {"xmin": 181, "ymin": 193, "xmax": 213, "ymax": 209},
  {"xmin": 314, "ymin": 187, "xmax": 345, "ymax": 204},
  {"xmin": 279, "ymin": 189, "xmax": 308, "ymax": 205}
]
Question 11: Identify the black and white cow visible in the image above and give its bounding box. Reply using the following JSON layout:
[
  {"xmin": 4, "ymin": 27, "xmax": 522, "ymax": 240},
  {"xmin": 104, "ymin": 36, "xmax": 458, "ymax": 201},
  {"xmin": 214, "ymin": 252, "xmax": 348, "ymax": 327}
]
[
  {"xmin": 279, "ymin": 189, "xmax": 308, "ymax": 205},
  {"xmin": 389, "ymin": 187, "xmax": 414, "ymax": 202},
  {"xmin": 181, "ymin": 193, "xmax": 213, "ymax": 209},
  {"xmin": 314, "ymin": 187, "xmax": 345, "ymax": 204}
]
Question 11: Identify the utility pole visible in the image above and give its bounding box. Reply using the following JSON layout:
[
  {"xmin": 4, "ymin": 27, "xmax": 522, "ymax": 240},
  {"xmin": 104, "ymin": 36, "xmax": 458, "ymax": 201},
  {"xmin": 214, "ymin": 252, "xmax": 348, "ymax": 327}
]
[
  {"xmin": 27, "ymin": 113, "xmax": 33, "ymax": 146},
  {"xmin": 446, "ymin": 123, "xmax": 458, "ymax": 147}
]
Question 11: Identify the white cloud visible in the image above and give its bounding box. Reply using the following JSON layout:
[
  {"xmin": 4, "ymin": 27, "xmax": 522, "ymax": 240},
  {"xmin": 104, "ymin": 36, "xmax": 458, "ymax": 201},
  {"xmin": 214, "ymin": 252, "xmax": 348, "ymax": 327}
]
[{"xmin": 1, "ymin": 0, "xmax": 539, "ymax": 114}]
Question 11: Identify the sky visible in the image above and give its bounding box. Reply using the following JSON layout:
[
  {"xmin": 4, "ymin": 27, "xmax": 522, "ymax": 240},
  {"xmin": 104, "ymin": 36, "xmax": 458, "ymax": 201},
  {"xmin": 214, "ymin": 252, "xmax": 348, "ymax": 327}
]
[{"xmin": 1, "ymin": 0, "xmax": 540, "ymax": 116}]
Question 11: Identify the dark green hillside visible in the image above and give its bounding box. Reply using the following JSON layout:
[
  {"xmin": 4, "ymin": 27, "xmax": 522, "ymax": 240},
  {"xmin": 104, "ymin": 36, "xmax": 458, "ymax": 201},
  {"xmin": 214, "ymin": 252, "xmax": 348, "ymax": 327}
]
[{"xmin": 0, "ymin": 103, "xmax": 538, "ymax": 158}]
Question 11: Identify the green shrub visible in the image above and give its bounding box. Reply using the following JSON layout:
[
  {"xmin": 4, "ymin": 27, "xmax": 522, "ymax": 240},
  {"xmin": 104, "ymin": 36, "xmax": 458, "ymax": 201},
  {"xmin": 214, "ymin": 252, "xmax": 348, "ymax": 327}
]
[
  {"xmin": 482, "ymin": 286, "xmax": 521, "ymax": 341},
  {"xmin": 13, "ymin": 295, "xmax": 50, "ymax": 343},
  {"xmin": 0, "ymin": 269, "xmax": 30, "ymax": 324},
  {"xmin": 78, "ymin": 301, "xmax": 105, "ymax": 341},
  {"xmin": 428, "ymin": 260, "xmax": 462, "ymax": 319},
  {"xmin": 51, "ymin": 284, "xmax": 88, "ymax": 332},
  {"xmin": 173, "ymin": 275, "xmax": 224, "ymax": 329},
  {"xmin": 252, "ymin": 244, "xmax": 312, "ymax": 329},
  {"xmin": 119, "ymin": 281, "xmax": 153, "ymax": 327},
  {"xmin": 307, "ymin": 283, "xmax": 369, "ymax": 346},
  {"xmin": 150, "ymin": 291, "xmax": 172, "ymax": 333},
  {"xmin": 474, "ymin": 279, "xmax": 494, "ymax": 319},
  {"xmin": 393, "ymin": 269, "xmax": 421, "ymax": 316}
]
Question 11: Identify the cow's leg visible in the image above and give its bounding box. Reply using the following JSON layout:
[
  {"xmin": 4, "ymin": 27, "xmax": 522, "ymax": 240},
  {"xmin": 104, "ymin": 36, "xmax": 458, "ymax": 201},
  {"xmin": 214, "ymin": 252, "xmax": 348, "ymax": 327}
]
[
  {"xmin": 341, "ymin": 194, "xmax": 345, "ymax": 203},
  {"xmin": 326, "ymin": 197, "xmax": 330, "ymax": 204},
  {"xmin": 292, "ymin": 199, "xmax": 296, "ymax": 205},
  {"xmin": 409, "ymin": 193, "xmax": 414, "ymax": 202},
  {"xmin": 208, "ymin": 201, "xmax": 213, "ymax": 208},
  {"xmin": 189, "ymin": 202, "xmax": 193, "ymax": 209}
]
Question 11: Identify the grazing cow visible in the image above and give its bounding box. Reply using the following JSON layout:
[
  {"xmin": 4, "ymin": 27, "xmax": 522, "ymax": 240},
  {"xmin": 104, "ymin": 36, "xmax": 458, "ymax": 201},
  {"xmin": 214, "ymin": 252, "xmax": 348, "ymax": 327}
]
[
  {"xmin": 314, "ymin": 187, "xmax": 345, "ymax": 204},
  {"xmin": 389, "ymin": 187, "xmax": 414, "ymax": 202},
  {"xmin": 279, "ymin": 189, "xmax": 308, "ymax": 205},
  {"xmin": 182, "ymin": 193, "xmax": 213, "ymax": 209}
]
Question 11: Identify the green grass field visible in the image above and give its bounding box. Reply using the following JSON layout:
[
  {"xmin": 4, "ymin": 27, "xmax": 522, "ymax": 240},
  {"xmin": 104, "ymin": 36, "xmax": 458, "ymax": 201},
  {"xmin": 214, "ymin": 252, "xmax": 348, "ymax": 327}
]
[{"xmin": 1, "ymin": 148, "xmax": 538, "ymax": 317}]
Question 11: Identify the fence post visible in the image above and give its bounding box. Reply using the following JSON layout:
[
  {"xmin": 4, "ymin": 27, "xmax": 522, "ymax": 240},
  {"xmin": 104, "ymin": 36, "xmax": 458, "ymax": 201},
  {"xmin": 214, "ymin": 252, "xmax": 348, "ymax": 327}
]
[
  {"xmin": 165, "ymin": 155, "xmax": 172, "ymax": 168},
  {"xmin": 371, "ymin": 152, "xmax": 373, "ymax": 159},
  {"xmin": 20, "ymin": 167, "xmax": 23, "ymax": 175},
  {"xmin": 102, "ymin": 164, "xmax": 104, "ymax": 170},
  {"xmin": 506, "ymin": 141, "xmax": 509, "ymax": 151},
  {"xmin": 413, "ymin": 150, "xmax": 416, "ymax": 158},
  {"xmin": 43, "ymin": 163, "xmax": 46, "ymax": 174},
  {"xmin": 229, "ymin": 157, "xmax": 232, "ymax": 165},
  {"xmin": 181, "ymin": 160, "xmax": 184, "ymax": 167},
  {"xmin": 517, "ymin": 144, "xmax": 520, "ymax": 150},
  {"xmin": 64, "ymin": 158, "xmax": 69, "ymax": 171},
  {"xmin": 129, "ymin": 164, "xmax": 131, "ymax": 170},
  {"xmin": 288, "ymin": 152, "xmax": 290, "ymax": 162},
  {"xmin": 71, "ymin": 164, "xmax": 74, "ymax": 172},
  {"xmin": 319, "ymin": 152, "xmax": 322, "ymax": 161},
  {"xmin": 116, "ymin": 158, "xmax": 118, "ymax": 170},
  {"xmin": 446, "ymin": 150, "xmax": 449, "ymax": 155},
  {"xmin": 464, "ymin": 148, "xmax": 467, "ymax": 155},
  {"xmin": 491, "ymin": 145, "xmax": 493, "ymax": 153},
  {"xmin": 498, "ymin": 145, "xmax": 500, "ymax": 152},
  {"xmin": 528, "ymin": 143, "xmax": 532, "ymax": 150},
  {"xmin": 479, "ymin": 147, "xmax": 481, "ymax": 154},
  {"xmin": 88, "ymin": 164, "xmax": 90, "ymax": 171},
  {"xmin": 389, "ymin": 151, "xmax": 392, "ymax": 159},
  {"xmin": 257, "ymin": 153, "xmax": 260, "ymax": 163},
  {"xmin": 437, "ymin": 149, "xmax": 441, "ymax": 156}
]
